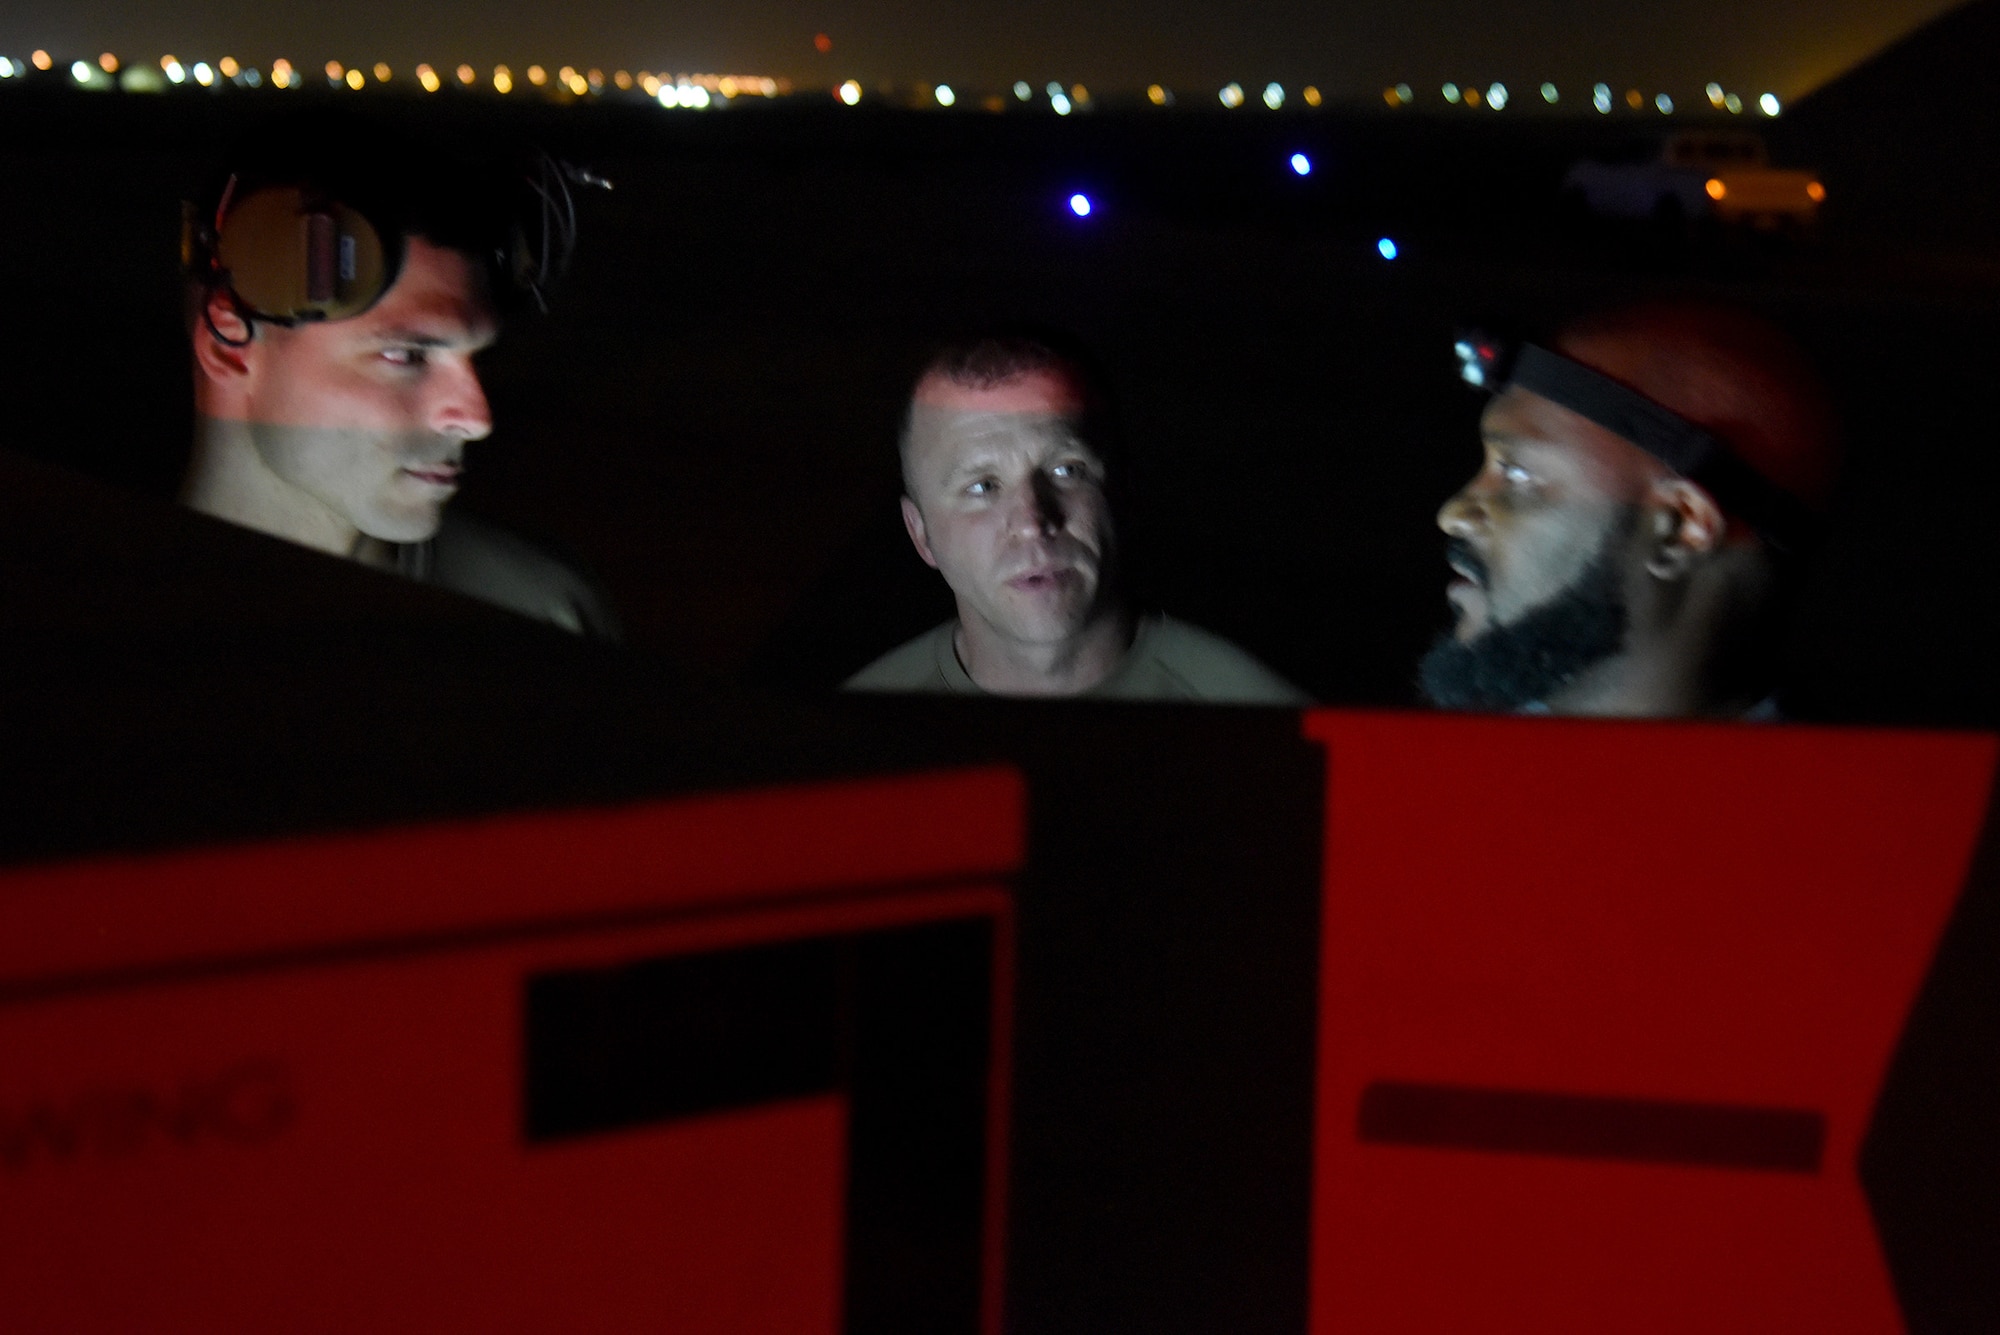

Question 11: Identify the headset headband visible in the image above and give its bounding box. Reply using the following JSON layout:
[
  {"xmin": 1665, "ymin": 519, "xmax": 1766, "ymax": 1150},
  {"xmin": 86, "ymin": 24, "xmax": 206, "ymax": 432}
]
[
  {"xmin": 186, "ymin": 151, "xmax": 607, "ymax": 337},
  {"xmin": 1457, "ymin": 335, "xmax": 1817, "ymax": 555}
]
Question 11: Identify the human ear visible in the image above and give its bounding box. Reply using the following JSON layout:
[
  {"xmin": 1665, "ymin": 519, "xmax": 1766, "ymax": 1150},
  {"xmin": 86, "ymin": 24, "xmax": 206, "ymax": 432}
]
[
  {"xmin": 1643, "ymin": 477, "xmax": 1726, "ymax": 580},
  {"xmin": 900, "ymin": 495, "xmax": 939, "ymax": 569},
  {"xmin": 191, "ymin": 290, "xmax": 256, "ymax": 387}
]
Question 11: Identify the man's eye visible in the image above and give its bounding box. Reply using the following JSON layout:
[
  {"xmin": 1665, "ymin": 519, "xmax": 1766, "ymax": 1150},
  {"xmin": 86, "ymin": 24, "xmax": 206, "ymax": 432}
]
[
  {"xmin": 1499, "ymin": 462, "xmax": 1533, "ymax": 485},
  {"xmin": 381, "ymin": 347, "xmax": 428, "ymax": 368},
  {"xmin": 965, "ymin": 478, "xmax": 997, "ymax": 497},
  {"xmin": 1049, "ymin": 462, "xmax": 1085, "ymax": 480}
]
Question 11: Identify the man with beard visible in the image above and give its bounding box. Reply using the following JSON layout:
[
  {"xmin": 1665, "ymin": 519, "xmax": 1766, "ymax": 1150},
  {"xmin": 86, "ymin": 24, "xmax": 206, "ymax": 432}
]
[
  {"xmin": 179, "ymin": 128, "xmax": 616, "ymax": 637},
  {"xmin": 847, "ymin": 337, "xmax": 1309, "ymax": 702},
  {"xmin": 1419, "ymin": 302, "xmax": 1836, "ymax": 717}
]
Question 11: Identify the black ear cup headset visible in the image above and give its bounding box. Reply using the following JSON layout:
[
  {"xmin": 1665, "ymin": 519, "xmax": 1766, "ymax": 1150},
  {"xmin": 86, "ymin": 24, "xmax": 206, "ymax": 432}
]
[
  {"xmin": 183, "ymin": 153, "xmax": 609, "ymax": 344},
  {"xmin": 1453, "ymin": 330, "xmax": 1817, "ymax": 556}
]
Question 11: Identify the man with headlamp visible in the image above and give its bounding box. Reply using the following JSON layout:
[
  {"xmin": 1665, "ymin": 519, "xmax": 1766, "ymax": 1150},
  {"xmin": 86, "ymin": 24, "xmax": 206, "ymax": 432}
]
[
  {"xmin": 178, "ymin": 123, "xmax": 616, "ymax": 637},
  {"xmin": 1420, "ymin": 302, "xmax": 1837, "ymax": 718}
]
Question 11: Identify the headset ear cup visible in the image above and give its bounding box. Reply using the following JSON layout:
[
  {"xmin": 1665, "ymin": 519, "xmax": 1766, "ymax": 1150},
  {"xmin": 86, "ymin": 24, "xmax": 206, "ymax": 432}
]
[{"xmin": 215, "ymin": 186, "xmax": 396, "ymax": 323}]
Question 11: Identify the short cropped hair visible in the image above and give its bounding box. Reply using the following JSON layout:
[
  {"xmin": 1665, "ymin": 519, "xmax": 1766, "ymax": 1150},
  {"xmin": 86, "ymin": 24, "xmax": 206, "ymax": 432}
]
[{"xmin": 898, "ymin": 333, "xmax": 1120, "ymax": 493}]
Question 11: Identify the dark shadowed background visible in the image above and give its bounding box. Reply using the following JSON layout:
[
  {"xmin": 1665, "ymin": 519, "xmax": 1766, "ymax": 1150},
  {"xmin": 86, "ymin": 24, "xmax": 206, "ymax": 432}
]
[{"xmin": 1, "ymin": 0, "xmax": 1996, "ymax": 727}]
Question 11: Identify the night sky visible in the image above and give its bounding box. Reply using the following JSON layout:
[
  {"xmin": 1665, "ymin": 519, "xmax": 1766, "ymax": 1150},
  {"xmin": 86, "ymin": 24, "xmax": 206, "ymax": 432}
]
[{"xmin": 0, "ymin": 0, "xmax": 1970, "ymax": 101}]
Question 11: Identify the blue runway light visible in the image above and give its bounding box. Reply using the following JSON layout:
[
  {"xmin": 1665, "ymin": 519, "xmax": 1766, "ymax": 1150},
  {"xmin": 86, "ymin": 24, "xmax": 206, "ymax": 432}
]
[
  {"xmin": 1377, "ymin": 237, "xmax": 1399, "ymax": 260},
  {"xmin": 1289, "ymin": 152, "xmax": 1312, "ymax": 176},
  {"xmin": 1069, "ymin": 193, "xmax": 1092, "ymax": 217}
]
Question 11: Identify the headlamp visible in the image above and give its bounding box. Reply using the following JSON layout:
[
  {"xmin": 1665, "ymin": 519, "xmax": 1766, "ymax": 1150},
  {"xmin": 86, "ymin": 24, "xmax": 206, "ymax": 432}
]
[{"xmin": 1455, "ymin": 330, "xmax": 1817, "ymax": 555}]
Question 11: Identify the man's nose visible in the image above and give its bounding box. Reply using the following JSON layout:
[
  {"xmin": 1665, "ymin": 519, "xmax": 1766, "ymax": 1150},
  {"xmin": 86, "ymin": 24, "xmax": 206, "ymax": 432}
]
[
  {"xmin": 1010, "ymin": 475, "xmax": 1063, "ymax": 537},
  {"xmin": 428, "ymin": 358, "xmax": 493, "ymax": 442},
  {"xmin": 1437, "ymin": 481, "xmax": 1485, "ymax": 538}
]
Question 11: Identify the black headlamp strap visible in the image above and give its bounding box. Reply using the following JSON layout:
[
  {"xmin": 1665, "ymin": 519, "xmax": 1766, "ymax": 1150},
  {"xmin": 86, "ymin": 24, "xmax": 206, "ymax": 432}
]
[{"xmin": 1508, "ymin": 343, "xmax": 1817, "ymax": 556}]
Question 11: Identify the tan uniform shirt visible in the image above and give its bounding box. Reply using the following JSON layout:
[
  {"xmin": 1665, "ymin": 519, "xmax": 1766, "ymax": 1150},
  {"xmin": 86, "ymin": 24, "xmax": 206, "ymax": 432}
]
[
  {"xmin": 394, "ymin": 513, "xmax": 619, "ymax": 640},
  {"xmin": 845, "ymin": 613, "xmax": 1312, "ymax": 705}
]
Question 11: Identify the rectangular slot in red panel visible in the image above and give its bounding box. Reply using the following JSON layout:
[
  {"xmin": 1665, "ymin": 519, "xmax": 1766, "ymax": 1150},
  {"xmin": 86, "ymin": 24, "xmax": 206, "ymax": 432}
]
[
  {"xmin": 1303, "ymin": 711, "xmax": 1997, "ymax": 1334},
  {"xmin": 0, "ymin": 768, "xmax": 1021, "ymax": 1335}
]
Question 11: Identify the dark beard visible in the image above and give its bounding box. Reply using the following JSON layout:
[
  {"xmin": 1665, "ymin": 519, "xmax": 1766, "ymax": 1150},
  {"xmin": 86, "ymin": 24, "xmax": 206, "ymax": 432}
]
[{"xmin": 1418, "ymin": 513, "xmax": 1634, "ymax": 712}]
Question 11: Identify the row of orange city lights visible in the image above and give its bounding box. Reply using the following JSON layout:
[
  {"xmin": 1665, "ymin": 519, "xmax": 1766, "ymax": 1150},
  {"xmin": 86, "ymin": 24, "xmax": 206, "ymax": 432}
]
[
  {"xmin": 0, "ymin": 52, "xmax": 1784, "ymax": 117},
  {"xmin": 0, "ymin": 48, "xmax": 785, "ymax": 104}
]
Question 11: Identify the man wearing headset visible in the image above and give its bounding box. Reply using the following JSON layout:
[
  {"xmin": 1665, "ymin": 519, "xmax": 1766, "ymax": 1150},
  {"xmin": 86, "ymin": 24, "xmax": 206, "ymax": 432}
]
[
  {"xmin": 1419, "ymin": 301, "xmax": 1837, "ymax": 718},
  {"xmin": 179, "ymin": 128, "xmax": 616, "ymax": 638}
]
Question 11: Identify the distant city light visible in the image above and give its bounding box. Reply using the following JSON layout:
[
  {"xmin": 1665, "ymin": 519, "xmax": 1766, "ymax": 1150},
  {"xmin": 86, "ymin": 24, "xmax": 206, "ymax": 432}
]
[
  {"xmin": 219, "ymin": 56, "xmax": 239, "ymax": 78},
  {"xmin": 1147, "ymin": 83, "xmax": 1168, "ymax": 106},
  {"xmin": 1051, "ymin": 91, "xmax": 1072, "ymax": 115},
  {"xmin": 270, "ymin": 58, "xmax": 292, "ymax": 88},
  {"xmin": 1220, "ymin": 82, "xmax": 1244, "ymax": 108},
  {"xmin": 1071, "ymin": 83, "xmax": 1089, "ymax": 104},
  {"xmin": 815, "ymin": 33, "xmax": 833, "ymax": 54},
  {"xmin": 1706, "ymin": 81, "xmax": 1725, "ymax": 107},
  {"xmin": 163, "ymin": 57, "xmax": 186, "ymax": 84},
  {"xmin": 456, "ymin": 64, "xmax": 476, "ymax": 86},
  {"xmin": 1725, "ymin": 92, "xmax": 1743, "ymax": 114},
  {"xmin": 587, "ymin": 69, "xmax": 604, "ymax": 89},
  {"xmin": 324, "ymin": 61, "xmax": 342, "ymax": 82},
  {"xmin": 614, "ymin": 70, "xmax": 633, "ymax": 90},
  {"xmin": 1593, "ymin": 83, "xmax": 1611, "ymax": 113},
  {"xmin": 1626, "ymin": 88, "xmax": 1644, "ymax": 110},
  {"xmin": 1463, "ymin": 86, "xmax": 1481, "ymax": 107},
  {"xmin": 195, "ymin": 62, "xmax": 215, "ymax": 87},
  {"xmin": 1377, "ymin": 237, "xmax": 1399, "ymax": 260},
  {"xmin": 494, "ymin": 65, "xmax": 513, "ymax": 94},
  {"xmin": 1303, "ymin": 86, "xmax": 1321, "ymax": 106},
  {"xmin": 1045, "ymin": 81, "xmax": 1062, "ymax": 99},
  {"xmin": 1759, "ymin": 92, "xmax": 1781, "ymax": 116},
  {"xmin": 641, "ymin": 73, "xmax": 660, "ymax": 96},
  {"xmin": 373, "ymin": 62, "xmax": 390, "ymax": 82},
  {"xmin": 1262, "ymin": 82, "xmax": 1284, "ymax": 109},
  {"xmin": 1442, "ymin": 82, "xmax": 1460, "ymax": 103},
  {"xmin": 684, "ymin": 84, "xmax": 711, "ymax": 108},
  {"xmin": 1487, "ymin": 82, "xmax": 1507, "ymax": 109},
  {"xmin": 935, "ymin": 83, "xmax": 955, "ymax": 107},
  {"xmin": 1656, "ymin": 93, "xmax": 1673, "ymax": 113},
  {"xmin": 1807, "ymin": 181, "xmax": 1826, "ymax": 202},
  {"xmin": 1068, "ymin": 193, "xmax": 1091, "ymax": 217},
  {"xmin": 1705, "ymin": 177, "xmax": 1727, "ymax": 200},
  {"xmin": 98, "ymin": 52, "xmax": 118, "ymax": 73},
  {"xmin": 528, "ymin": 65, "xmax": 547, "ymax": 86},
  {"xmin": 416, "ymin": 64, "xmax": 440, "ymax": 92},
  {"xmin": 345, "ymin": 68, "xmax": 364, "ymax": 90},
  {"xmin": 1014, "ymin": 81, "xmax": 1031, "ymax": 100},
  {"xmin": 1541, "ymin": 82, "xmax": 1558, "ymax": 103},
  {"xmin": 31, "ymin": 50, "xmax": 51, "ymax": 71},
  {"xmin": 0, "ymin": 59, "xmax": 15, "ymax": 79},
  {"xmin": 1394, "ymin": 82, "xmax": 1412, "ymax": 103},
  {"xmin": 837, "ymin": 79, "xmax": 861, "ymax": 105},
  {"xmin": 1290, "ymin": 152, "xmax": 1311, "ymax": 175},
  {"xmin": 70, "ymin": 61, "xmax": 91, "ymax": 83}
]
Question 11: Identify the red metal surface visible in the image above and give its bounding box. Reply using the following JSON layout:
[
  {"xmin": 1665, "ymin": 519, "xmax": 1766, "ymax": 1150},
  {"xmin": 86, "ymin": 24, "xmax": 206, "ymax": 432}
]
[
  {"xmin": 1303, "ymin": 711, "xmax": 1997, "ymax": 1334},
  {"xmin": 0, "ymin": 768, "xmax": 1021, "ymax": 1334}
]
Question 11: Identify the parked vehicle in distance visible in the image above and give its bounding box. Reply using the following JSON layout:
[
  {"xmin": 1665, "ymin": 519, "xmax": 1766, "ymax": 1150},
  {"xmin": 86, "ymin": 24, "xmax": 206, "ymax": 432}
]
[{"xmin": 1563, "ymin": 131, "xmax": 1826, "ymax": 228}]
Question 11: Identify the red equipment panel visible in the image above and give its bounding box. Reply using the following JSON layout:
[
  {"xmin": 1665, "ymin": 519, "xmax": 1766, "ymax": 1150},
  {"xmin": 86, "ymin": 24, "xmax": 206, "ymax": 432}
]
[
  {"xmin": 0, "ymin": 768, "xmax": 1021, "ymax": 1335},
  {"xmin": 1304, "ymin": 712, "xmax": 1997, "ymax": 1334}
]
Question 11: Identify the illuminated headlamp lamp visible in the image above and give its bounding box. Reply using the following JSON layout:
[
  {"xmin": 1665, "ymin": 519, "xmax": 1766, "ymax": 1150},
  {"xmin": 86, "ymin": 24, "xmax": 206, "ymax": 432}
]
[
  {"xmin": 1453, "ymin": 333, "xmax": 1510, "ymax": 389},
  {"xmin": 1455, "ymin": 331, "xmax": 1817, "ymax": 555}
]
